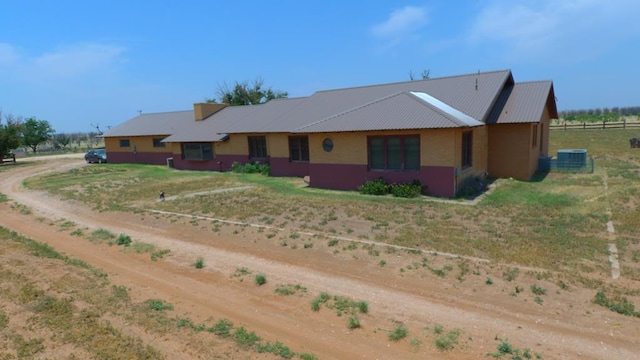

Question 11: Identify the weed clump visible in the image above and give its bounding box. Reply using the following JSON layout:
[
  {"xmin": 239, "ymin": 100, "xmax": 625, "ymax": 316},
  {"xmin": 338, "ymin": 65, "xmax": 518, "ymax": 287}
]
[{"xmin": 388, "ymin": 325, "xmax": 408, "ymax": 341}]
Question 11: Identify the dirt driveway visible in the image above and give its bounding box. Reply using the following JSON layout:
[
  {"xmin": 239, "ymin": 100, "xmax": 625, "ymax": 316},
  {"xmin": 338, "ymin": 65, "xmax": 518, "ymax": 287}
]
[{"xmin": 0, "ymin": 156, "xmax": 638, "ymax": 359}]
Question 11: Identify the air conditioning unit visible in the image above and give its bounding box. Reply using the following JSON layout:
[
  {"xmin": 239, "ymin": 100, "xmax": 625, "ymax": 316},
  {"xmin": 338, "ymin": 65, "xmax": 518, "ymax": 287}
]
[{"xmin": 556, "ymin": 149, "xmax": 587, "ymax": 169}]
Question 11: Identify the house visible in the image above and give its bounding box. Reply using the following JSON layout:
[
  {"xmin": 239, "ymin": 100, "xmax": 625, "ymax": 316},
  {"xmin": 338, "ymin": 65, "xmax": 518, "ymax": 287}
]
[{"xmin": 103, "ymin": 69, "xmax": 558, "ymax": 197}]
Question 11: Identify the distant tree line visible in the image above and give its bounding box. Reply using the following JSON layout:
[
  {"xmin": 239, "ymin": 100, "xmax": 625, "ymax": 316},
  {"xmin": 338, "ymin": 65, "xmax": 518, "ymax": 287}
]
[
  {"xmin": 0, "ymin": 110, "xmax": 104, "ymax": 159},
  {"xmin": 559, "ymin": 106, "xmax": 640, "ymax": 122}
]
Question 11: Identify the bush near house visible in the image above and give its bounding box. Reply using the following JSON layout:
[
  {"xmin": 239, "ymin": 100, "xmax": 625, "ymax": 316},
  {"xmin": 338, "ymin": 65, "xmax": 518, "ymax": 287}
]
[
  {"xmin": 231, "ymin": 161, "xmax": 270, "ymax": 175},
  {"xmin": 358, "ymin": 178, "xmax": 423, "ymax": 198}
]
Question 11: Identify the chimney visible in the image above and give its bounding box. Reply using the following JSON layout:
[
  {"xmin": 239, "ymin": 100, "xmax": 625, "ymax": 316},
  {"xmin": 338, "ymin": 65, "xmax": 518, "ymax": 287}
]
[{"xmin": 193, "ymin": 103, "xmax": 228, "ymax": 121}]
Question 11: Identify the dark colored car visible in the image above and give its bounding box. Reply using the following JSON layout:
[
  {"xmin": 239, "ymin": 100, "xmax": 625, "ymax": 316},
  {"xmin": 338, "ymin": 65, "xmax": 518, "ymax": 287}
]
[{"xmin": 85, "ymin": 149, "xmax": 107, "ymax": 163}]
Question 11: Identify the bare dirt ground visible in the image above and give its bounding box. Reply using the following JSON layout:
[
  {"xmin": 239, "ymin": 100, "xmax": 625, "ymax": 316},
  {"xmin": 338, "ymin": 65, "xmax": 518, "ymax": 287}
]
[{"xmin": 0, "ymin": 156, "xmax": 638, "ymax": 359}]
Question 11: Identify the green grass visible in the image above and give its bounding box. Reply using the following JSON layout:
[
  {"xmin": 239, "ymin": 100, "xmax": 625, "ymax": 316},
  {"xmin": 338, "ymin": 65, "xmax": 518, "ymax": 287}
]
[
  {"xmin": 274, "ymin": 283, "xmax": 307, "ymax": 296},
  {"xmin": 18, "ymin": 130, "xmax": 640, "ymax": 279}
]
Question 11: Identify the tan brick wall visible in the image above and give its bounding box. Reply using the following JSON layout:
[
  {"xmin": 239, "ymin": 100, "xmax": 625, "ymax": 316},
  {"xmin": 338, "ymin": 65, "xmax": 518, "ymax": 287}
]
[
  {"xmin": 308, "ymin": 129, "xmax": 484, "ymax": 167},
  {"xmin": 197, "ymin": 128, "xmax": 491, "ymax": 174},
  {"xmin": 105, "ymin": 136, "xmax": 170, "ymax": 153},
  {"xmin": 540, "ymin": 107, "xmax": 551, "ymax": 156},
  {"xmin": 268, "ymin": 133, "xmax": 290, "ymax": 158},
  {"xmin": 309, "ymin": 132, "xmax": 368, "ymax": 165},
  {"xmin": 215, "ymin": 134, "xmax": 249, "ymax": 156},
  {"xmin": 488, "ymin": 123, "xmax": 535, "ymax": 180},
  {"xmin": 424, "ymin": 129, "xmax": 456, "ymax": 166}
]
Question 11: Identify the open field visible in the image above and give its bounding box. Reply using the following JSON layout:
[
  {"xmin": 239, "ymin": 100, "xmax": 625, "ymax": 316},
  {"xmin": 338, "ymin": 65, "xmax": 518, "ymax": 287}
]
[{"xmin": 0, "ymin": 129, "xmax": 639, "ymax": 359}]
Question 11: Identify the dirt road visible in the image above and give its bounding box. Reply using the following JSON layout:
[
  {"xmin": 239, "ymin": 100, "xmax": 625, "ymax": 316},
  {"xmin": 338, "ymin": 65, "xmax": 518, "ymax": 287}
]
[{"xmin": 0, "ymin": 156, "xmax": 638, "ymax": 359}]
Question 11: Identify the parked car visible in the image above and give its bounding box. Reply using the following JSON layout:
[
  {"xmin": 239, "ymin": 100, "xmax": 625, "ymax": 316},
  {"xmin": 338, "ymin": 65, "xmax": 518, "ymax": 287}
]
[{"xmin": 85, "ymin": 149, "xmax": 107, "ymax": 163}]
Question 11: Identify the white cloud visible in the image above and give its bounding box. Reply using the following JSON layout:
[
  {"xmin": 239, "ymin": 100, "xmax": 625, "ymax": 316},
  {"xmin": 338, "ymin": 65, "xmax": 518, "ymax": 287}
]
[
  {"xmin": 31, "ymin": 43, "xmax": 126, "ymax": 81},
  {"xmin": 0, "ymin": 42, "xmax": 125, "ymax": 83},
  {"xmin": 468, "ymin": 0, "xmax": 640, "ymax": 62},
  {"xmin": 0, "ymin": 43, "xmax": 20, "ymax": 65},
  {"xmin": 371, "ymin": 6, "xmax": 428, "ymax": 39}
]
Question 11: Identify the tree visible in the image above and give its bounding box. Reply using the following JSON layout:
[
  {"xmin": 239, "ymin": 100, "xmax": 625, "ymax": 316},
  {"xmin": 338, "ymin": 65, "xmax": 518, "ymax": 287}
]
[
  {"xmin": 55, "ymin": 134, "xmax": 71, "ymax": 150},
  {"xmin": 0, "ymin": 112, "xmax": 23, "ymax": 159},
  {"xmin": 209, "ymin": 77, "xmax": 288, "ymax": 105},
  {"xmin": 21, "ymin": 117, "xmax": 55, "ymax": 153},
  {"xmin": 409, "ymin": 69, "xmax": 430, "ymax": 81}
]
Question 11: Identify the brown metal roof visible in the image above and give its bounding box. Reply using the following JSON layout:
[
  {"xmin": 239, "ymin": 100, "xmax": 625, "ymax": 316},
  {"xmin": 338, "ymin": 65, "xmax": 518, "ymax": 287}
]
[
  {"xmin": 217, "ymin": 70, "xmax": 513, "ymax": 134},
  {"xmin": 107, "ymin": 69, "xmax": 557, "ymax": 142},
  {"xmin": 103, "ymin": 110, "xmax": 194, "ymax": 137},
  {"xmin": 162, "ymin": 105, "xmax": 262, "ymax": 142},
  {"xmin": 486, "ymin": 81, "xmax": 555, "ymax": 124},
  {"xmin": 294, "ymin": 91, "xmax": 483, "ymax": 133}
]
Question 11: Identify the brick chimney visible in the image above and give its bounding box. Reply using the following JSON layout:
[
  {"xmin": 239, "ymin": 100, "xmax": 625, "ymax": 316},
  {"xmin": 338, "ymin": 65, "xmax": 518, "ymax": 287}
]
[{"xmin": 193, "ymin": 103, "xmax": 227, "ymax": 121}]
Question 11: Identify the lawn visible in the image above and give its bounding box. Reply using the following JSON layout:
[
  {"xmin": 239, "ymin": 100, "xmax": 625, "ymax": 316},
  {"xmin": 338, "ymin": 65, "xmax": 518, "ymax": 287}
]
[{"xmin": 23, "ymin": 129, "xmax": 640, "ymax": 279}]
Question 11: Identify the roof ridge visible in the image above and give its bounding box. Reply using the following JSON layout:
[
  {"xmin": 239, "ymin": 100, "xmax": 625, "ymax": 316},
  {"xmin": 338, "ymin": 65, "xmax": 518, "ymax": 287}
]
[
  {"xmin": 408, "ymin": 91, "xmax": 482, "ymax": 127},
  {"xmin": 312, "ymin": 69, "xmax": 513, "ymax": 95},
  {"xmin": 139, "ymin": 110, "xmax": 192, "ymax": 116},
  {"xmin": 515, "ymin": 80, "xmax": 552, "ymax": 85},
  {"xmin": 294, "ymin": 91, "xmax": 408, "ymax": 131}
]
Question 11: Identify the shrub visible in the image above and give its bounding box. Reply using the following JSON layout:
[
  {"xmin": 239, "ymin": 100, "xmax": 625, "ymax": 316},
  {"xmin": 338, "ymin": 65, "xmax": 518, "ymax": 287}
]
[
  {"xmin": 257, "ymin": 341, "xmax": 294, "ymax": 359},
  {"xmin": 208, "ymin": 319, "xmax": 233, "ymax": 337},
  {"xmin": 348, "ymin": 316, "xmax": 361, "ymax": 329},
  {"xmin": 255, "ymin": 274, "xmax": 267, "ymax": 286},
  {"xmin": 234, "ymin": 327, "xmax": 261, "ymax": 348},
  {"xmin": 594, "ymin": 291, "xmax": 639, "ymax": 317},
  {"xmin": 530, "ymin": 284, "xmax": 547, "ymax": 296},
  {"xmin": 388, "ymin": 325, "xmax": 408, "ymax": 341},
  {"xmin": 145, "ymin": 299, "xmax": 173, "ymax": 311},
  {"xmin": 389, "ymin": 180, "xmax": 423, "ymax": 198},
  {"xmin": 231, "ymin": 161, "xmax": 270, "ymax": 175},
  {"xmin": 299, "ymin": 354, "xmax": 318, "ymax": 360},
  {"xmin": 358, "ymin": 177, "xmax": 389, "ymax": 195},
  {"xmin": 193, "ymin": 257, "xmax": 205, "ymax": 269},
  {"xmin": 116, "ymin": 234, "xmax": 131, "ymax": 246},
  {"xmin": 435, "ymin": 329, "xmax": 460, "ymax": 351}
]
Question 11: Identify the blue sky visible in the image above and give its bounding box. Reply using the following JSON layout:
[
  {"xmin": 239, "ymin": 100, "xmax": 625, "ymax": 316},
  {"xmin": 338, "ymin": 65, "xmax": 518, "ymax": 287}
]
[{"xmin": 1, "ymin": 0, "xmax": 639, "ymax": 133}]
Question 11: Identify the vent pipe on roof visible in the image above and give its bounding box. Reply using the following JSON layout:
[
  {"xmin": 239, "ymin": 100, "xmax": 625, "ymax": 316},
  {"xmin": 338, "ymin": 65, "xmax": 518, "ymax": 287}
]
[{"xmin": 475, "ymin": 70, "xmax": 479, "ymax": 91}]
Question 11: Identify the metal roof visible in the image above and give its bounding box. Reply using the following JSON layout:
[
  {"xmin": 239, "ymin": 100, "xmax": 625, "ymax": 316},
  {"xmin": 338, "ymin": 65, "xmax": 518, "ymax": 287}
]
[
  {"xmin": 162, "ymin": 105, "xmax": 262, "ymax": 142},
  {"xmin": 217, "ymin": 70, "xmax": 513, "ymax": 134},
  {"xmin": 103, "ymin": 110, "xmax": 194, "ymax": 137},
  {"xmin": 294, "ymin": 91, "xmax": 483, "ymax": 133},
  {"xmin": 486, "ymin": 81, "xmax": 555, "ymax": 124},
  {"xmin": 105, "ymin": 69, "xmax": 556, "ymax": 142}
]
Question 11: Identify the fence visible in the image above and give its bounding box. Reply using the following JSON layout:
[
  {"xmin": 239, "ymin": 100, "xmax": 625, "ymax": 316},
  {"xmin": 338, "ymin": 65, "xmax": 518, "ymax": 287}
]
[
  {"xmin": 541, "ymin": 156, "xmax": 595, "ymax": 174},
  {"xmin": 550, "ymin": 120, "xmax": 640, "ymax": 130}
]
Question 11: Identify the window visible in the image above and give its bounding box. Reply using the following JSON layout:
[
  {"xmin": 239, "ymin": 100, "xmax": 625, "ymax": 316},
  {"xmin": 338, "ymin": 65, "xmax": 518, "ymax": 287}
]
[
  {"xmin": 322, "ymin": 138, "xmax": 334, "ymax": 152},
  {"xmin": 368, "ymin": 135, "xmax": 420, "ymax": 171},
  {"xmin": 248, "ymin": 136, "xmax": 267, "ymax": 159},
  {"xmin": 532, "ymin": 124, "xmax": 538, "ymax": 148},
  {"xmin": 289, "ymin": 136, "xmax": 309, "ymax": 162},
  {"xmin": 182, "ymin": 143, "xmax": 213, "ymax": 160},
  {"xmin": 119, "ymin": 139, "xmax": 130, "ymax": 148},
  {"xmin": 153, "ymin": 138, "xmax": 166, "ymax": 148},
  {"xmin": 461, "ymin": 131, "xmax": 473, "ymax": 168}
]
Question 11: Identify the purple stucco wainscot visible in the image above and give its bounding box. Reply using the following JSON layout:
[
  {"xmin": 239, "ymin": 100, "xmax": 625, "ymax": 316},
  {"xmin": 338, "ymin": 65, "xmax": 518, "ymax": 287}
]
[
  {"xmin": 308, "ymin": 163, "xmax": 455, "ymax": 197},
  {"xmin": 211, "ymin": 155, "xmax": 256, "ymax": 171},
  {"xmin": 270, "ymin": 157, "xmax": 310, "ymax": 177},
  {"xmin": 422, "ymin": 166, "xmax": 455, "ymax": 197},
  {"xmin": 308, "ymin": 164, "xmax": 369, "ymax": 190},
  {"xmin": 105, "ymin": 151, "xmax": 172, "ymax": 165},
  {"xmin": 172, "ymin": 158, "xmax": 221, "ymax": 171}
]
